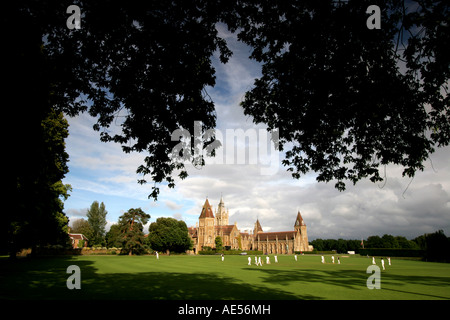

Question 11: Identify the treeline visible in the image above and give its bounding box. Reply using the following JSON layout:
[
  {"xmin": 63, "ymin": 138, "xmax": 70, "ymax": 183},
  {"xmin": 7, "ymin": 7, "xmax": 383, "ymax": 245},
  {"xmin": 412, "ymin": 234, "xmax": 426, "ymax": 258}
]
[
  {"xmin": 72, "ymin": 203, "xmax": 194, "ymax": 255},
  {"xmin": 310, "ymin": 239, "xmax": 362, "ymax": 254},
  {"xmin": 310, "ymin": 230, "xmax": 450, "ymax": 262}
]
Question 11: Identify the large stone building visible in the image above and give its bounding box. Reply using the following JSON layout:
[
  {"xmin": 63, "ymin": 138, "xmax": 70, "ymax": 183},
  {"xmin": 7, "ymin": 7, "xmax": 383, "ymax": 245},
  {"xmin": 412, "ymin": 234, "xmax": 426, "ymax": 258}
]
[{"xmin": 188, "ymin": 197, "xmax": 313, "ymax": 254}]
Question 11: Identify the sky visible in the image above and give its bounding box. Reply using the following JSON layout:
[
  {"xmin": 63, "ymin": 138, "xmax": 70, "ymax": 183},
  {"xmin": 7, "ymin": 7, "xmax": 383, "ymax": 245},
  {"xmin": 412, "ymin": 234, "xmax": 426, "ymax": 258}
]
[{"xmin": 62, "ymin": 24, "xmax": 450, "ymax": 241}]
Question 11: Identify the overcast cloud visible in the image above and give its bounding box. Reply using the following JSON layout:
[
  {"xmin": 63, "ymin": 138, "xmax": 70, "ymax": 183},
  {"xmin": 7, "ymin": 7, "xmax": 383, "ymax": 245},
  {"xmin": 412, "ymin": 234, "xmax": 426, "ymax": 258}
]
[{"xmin": 62, "ymin": 25, "xmax": 450, "ymax": 240}]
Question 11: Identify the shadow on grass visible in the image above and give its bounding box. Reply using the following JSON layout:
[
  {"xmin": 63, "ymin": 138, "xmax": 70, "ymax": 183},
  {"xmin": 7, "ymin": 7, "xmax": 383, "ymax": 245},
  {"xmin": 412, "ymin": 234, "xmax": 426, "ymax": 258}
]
[
  {"xmin": 242, "ymin": 267, "xmax": 450, "ymax": 300},
  {"xmin": 79, "ymin": 272, "xmax": 320, "ymax": 300},
  {"xmin": 0, "ymin": 257, "xmax": 320, "ymax": 300}
]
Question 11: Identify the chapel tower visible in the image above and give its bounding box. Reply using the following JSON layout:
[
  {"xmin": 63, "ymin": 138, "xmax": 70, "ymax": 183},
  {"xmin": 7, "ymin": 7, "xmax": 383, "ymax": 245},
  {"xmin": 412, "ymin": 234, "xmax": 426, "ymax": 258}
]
[
  {"xmin": 215, "ymin": 195, "xmax": 229, "ymax": 226},
  {"xmin": 198, "ymin": 198, "xmax": 215, "ymax": 248},
  {"xmin": 294, "ymin": 211, "xmax": 309, "ymax": 252}
]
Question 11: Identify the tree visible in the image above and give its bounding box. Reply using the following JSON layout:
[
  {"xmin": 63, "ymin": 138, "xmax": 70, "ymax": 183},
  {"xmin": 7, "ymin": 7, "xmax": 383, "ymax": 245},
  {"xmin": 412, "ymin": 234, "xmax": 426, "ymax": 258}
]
[
  {"xmin": 9, "ymin": 1, "xmax": 233, "ymax": 201},
  {"xmin": 105, "ymin": 224, "xmax": 123, "ymax": 248},
  {"xmin": 336, "ymin": 239, "xmax": 348, "ymax": 254},
  {"xmin": 147, "ymin": 217, "xmax": 193, "ymax": 254},
  {"xmin": 347, "ymin": 240, "xmax": 362, "ymax": 253},
  {"xmin": 395, "ymin": 236, "xmax": 419, "ymax": 249},
  {"xmin": 310, "ymin": 239, "xmax": 325, "ymax": 251},
  {"xmin": 71, "ymin": 218, "xmax": 94, "ymax": 241},
  {"xmin": 86, "ymin": 201, "xmax": 108, "ymax": 246},
  {"xmin": 215, "ymin": 236, "xmax": 223, "ymax": 251},
  {"xmin": 8, "ymin": 109, "xmax": 72, "ymax": 258},
  {"xmin": 366, "ymin": 235, "xmax": 383, "ymax": 248},
  {"xmin": 417, "ymin": 230, "xmax": 450, "ymax": 262},
  {"xmin": 118, "ymin": 208, "xmax": 150, "ymax": 255},
  {"xmin": 381, "ymin": 234, "xmax": 400, "ymax": 249}
]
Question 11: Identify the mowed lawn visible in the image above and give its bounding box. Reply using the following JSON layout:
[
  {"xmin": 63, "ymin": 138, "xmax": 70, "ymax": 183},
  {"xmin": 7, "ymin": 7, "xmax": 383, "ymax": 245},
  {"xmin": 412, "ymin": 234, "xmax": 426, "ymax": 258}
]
[{"xmin": 1, "ymin": 254, "xmax": 449, "ymax": 300}]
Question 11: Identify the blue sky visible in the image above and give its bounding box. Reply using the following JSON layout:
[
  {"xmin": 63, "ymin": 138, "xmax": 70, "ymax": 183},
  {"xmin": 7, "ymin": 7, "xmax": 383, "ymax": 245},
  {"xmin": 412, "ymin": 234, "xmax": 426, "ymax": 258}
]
[{"xmin": 62, "ymin": 24, "xmax": 450, "ymax": 240}]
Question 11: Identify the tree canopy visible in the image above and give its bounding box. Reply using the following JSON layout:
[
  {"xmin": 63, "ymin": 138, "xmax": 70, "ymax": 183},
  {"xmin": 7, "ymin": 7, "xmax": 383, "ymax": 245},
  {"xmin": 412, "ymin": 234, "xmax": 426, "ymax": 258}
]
[
  {"xmin": 71, "ymin": 218, "xmax": 94, "ymax": 241},
  {"xmin": 10, "ymin": 0, "xmax": 449, "ymax": 198},
  {"xmin": 147, "ymin": 217, "xmax": 193, "ymax": 253},
  {"xmin": 230, "ymin": 0, "xmax": 449, "ymax": 190},
  {"xmin": 7, "ymin": 109, "xmax": 72, "ymax": 257},
  {"xmin": 86, "ymin": 201, "xmax": 108, "ymax": 246},
  {"xmin": 117, "ymin": 208, "xmax": 150, "ymax": 255}
]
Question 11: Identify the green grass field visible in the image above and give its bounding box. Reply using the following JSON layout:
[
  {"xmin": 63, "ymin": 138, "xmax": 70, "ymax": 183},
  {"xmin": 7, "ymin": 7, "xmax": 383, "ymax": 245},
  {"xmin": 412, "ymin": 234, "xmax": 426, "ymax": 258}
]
[{"xmin": 1, "ymin": 254, "xmax": 449, "ymax": 300}]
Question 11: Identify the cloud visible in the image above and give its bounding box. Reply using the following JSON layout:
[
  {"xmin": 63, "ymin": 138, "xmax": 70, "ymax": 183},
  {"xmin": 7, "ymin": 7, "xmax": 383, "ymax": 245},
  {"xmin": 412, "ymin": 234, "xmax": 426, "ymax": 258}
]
[
  {"xmin": 66, "ymin": 208, "xmax": 87, "ymax": 218},
  {"xmin": 172, "ymin": 212, "xmax": 183, "ymax": 220},
  {"xmin": 165, "ymin": 200, "xmax": 183, "ymax": 211},
  {"xmin": 172, "ymin": 146, "xmax": 450, "ymax": 240}
]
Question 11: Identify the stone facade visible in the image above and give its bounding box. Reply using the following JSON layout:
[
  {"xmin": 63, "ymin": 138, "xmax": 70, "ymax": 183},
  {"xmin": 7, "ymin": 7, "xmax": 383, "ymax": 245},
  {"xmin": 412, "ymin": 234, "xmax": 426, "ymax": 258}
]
[{"xmin": 188, "ymin": 197, "xmax": 313, "ymax": 254}]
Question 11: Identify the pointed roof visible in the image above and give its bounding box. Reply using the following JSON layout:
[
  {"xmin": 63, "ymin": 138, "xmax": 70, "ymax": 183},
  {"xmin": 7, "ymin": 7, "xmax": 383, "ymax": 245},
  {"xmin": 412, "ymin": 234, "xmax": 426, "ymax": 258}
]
[
  {"xmin": 295, "ymin": 211, "xmax": 306, "ymax": 227},
  {"xmin": 218, "ymin": 194, "xmax": 225, "ymax": 210},
  {"xmin": 199, "ymin": 198, "xmax": 215, "ymax": 218},
  {"xmin": 254, "ymin": 219, "xmax": 263, "ymax": 233}
]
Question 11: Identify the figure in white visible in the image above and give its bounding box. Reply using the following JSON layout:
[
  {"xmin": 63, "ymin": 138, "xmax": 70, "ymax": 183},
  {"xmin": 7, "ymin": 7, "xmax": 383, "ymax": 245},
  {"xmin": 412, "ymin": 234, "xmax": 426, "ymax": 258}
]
[
  {"xmin": 294, "ymin": 254, "xmax": 298, "ymax": 261},
  {"xmin": 248, "ymin": 256, "xmax": 252, "ymax": 266},
  {"xmin": 387, "ymin": 257, "xmax": 391, "ymax": 266},
  {"xmin": 337, "ymin": 257, "xmax": 340, "ymax": 264},
  {"xmin": 332, "ymin": 256, "xmax": 335, "ymax": 264},
  {"xmin": 221, "ymin": 254, "xmax": 224, "ymax": 262},
  {"xmin": 254, "ymin": 255, "xmax": 258, "ymax": 265},
  {"xmin": 381, "ymin": 258, "xmax": 385, "ymax": 270},
  {"xmin": 156, "ymin": 251, "xmax": 159, "ymax": 260},
  {"xmin": 258, "ymin": 256, "xmax": 262, "ymax": 266},
  {"xmin": 274, "ymin": 255, "xmax": 278, "ymax": 263},
  {"xmin": 321, "ymin": 256, "xmax": 325, "ymax": 264},
  {"xmin": 266, "ymin": 256, "xmax": 270, "ymax": 264},
  {"xmin": 372, "ymin": 256, "xmax": 376, "ymax": 265}
]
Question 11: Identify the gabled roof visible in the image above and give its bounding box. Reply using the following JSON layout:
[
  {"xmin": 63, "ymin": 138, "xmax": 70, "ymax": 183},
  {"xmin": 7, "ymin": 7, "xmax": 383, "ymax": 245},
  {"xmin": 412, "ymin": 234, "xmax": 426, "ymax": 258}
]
[
  {"xmin": 215, "ymin": 225, "xmax": 236, "ymax": 235},
  {"xmin": 188, "ymin": 227, "xmax": 198, "ymax": 238},
  {"xmin": 199, "ymin": 198, "xmax": 215, "ymax": 218},
  {"xmin": 68, "ymin": 233, "xmax": 88, "ymax": 241}
]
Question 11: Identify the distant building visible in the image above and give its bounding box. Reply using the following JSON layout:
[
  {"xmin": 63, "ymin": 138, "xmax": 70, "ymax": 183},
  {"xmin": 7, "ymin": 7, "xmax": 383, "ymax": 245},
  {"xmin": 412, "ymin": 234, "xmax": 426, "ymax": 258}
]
[
  {"xmin": 188, "ymin": 196, "xmax": 313, "ymax": 254},
  {"xmin": 68, "ymin": 233, "xmax": 88, "ymax": 249}
]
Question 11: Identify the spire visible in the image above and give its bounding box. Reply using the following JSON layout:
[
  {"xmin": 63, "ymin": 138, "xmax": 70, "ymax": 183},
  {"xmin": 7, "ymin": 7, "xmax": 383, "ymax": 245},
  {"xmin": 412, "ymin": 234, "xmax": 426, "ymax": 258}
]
[
  {"xmin": 216, "ymin": 194, "xmax": 229, "ymax": 225},
  {"xmin": 295, "ymin": 211, "xmax": 305, "ymax": 227}
]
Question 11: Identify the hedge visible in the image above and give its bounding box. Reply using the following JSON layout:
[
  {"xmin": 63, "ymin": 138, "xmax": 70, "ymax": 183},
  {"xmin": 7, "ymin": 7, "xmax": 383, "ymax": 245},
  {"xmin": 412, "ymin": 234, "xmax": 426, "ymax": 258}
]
[
  {"xmin": 359, "ymin": 248, "xmax": 425, "ymax": 257},
  {"xmin": 300, "ymin": 250, "xmax": 336, "ymax": 255}
]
